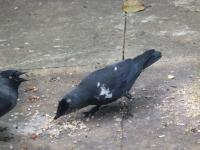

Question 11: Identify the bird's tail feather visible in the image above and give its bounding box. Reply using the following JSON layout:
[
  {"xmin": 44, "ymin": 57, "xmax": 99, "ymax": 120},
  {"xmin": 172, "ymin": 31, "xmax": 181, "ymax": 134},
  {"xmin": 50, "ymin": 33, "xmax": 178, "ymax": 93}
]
[{"xmin": 133, "ymin": 49, "xmax": 162, "ymax": 69}]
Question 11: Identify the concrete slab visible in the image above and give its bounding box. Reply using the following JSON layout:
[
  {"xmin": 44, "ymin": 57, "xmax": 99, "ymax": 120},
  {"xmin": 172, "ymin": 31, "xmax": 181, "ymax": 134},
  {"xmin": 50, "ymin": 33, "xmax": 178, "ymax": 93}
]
[{"xmin": 0, "ymin": 0, "xmax": 123, "ymax": 69}]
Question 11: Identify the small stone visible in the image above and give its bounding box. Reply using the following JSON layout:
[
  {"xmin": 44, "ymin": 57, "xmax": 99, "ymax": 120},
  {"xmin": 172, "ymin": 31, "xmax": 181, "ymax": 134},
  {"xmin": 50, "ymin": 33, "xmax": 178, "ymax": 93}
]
[
  {"xmin": 145, "ymin": 95, "xmax": 152, "ymax": 99},
  {"xmin": 142, "ymin": 88, "xmax": 147, "ymax": 91},
  {"xmin": 189, "ymin": 75, "xmax": 193, "ymax": 78},
  {"xmin": 29, "ymin": 50, "xmax": 35, "ymax": 53},
  {"xmin": 151, "ymin": 144, "xmax": 156, "ymax": 147},
  {"xmin": 73, "ymin": 141, "xmax": 78, "ymax": 144},
  {"xmin": 86, "ymin": 118, "xmax": 90, "ymax": 122},
  {"xmin": 168, "ymin": 75, "xmax": 175, "ymax": 79},
  {"xmin": 96, "ymin": 124, "xmax": 100, "ymax": 127},
  {"xmin": 115, "ymin": 118, "xmax": 122, "ymax": 122},
  {"xmin": 170, "ymin": 85, "xmax": 177, "ymax": 88},
  {"xmin": 14, "ymin": 112, "xmax": 19, "ymax": 115},
  {"xmin": 9, "ymin": 145, "xmax": 13, "ymax": 149},
  {"xmin": 159, "ymin": 135, "xmax": 165, "ymax": 138},
  {"xmin": 197, "ymin": 139, "xmax": 200, "ymax": 144}
]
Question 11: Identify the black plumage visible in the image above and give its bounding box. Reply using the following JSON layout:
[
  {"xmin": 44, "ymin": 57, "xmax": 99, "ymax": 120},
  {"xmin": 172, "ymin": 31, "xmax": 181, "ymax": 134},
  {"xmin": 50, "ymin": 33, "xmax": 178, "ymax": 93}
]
[
  {"xmin": 54, "ymin": 49, "xmax": 162, "ymax": 119},
  {"xmin": 0, "ymin": 70, "xmax": 26, "ymax": 117}
]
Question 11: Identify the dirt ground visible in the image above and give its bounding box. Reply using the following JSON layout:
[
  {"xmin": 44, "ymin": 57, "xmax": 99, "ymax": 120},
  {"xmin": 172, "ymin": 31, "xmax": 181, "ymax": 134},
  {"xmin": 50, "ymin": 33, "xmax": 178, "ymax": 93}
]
[{"xmin": 0, "ymin": 0, "xmax": 199, "ymax": 150}]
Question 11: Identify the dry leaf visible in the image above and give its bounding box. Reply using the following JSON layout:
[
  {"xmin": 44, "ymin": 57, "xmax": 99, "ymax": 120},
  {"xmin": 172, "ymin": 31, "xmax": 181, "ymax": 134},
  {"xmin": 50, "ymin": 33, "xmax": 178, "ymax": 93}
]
[
  {"xmin": 24, "ymin": 85, "xmax": 38, "ymax": 92},
  {"xmin": 122, "ymin": 0, "xmax": 145, "ymax": 13},
  {"xmin": 28, "ymin": 96, "xmax": 40, "ymax": 102},
  {"xmin": 30, "ymin": 133, "xmax": 38, "ymax": 140},
  {"xmin": 21, "ymin": 145, "xmax": 28, "ymax": 150}
]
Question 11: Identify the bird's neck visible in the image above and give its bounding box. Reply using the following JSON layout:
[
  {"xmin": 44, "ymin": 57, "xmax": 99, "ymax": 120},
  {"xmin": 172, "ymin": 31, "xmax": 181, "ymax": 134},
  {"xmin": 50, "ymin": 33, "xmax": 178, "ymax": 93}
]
[{"xmin": 70, "ymin": 87, "xmax": 91, "ymax": 109}]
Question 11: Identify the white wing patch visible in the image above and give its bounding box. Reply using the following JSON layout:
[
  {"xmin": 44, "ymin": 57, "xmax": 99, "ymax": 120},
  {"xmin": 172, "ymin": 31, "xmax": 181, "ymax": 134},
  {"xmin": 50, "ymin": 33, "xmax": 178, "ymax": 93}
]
[
  {"xmin": 67, "ymin": 98, "xmax": 72, "ymax": 103},
  {"xmin": 97, "ymin": 82, "xmax": 100, "ymax": 87},
  {"xmin": 99, "ymin": 84, "xmax": 112, "ymax": 98},
  {"xmin": 114, "ymin": 67, "xmax": 118, "ymax": 71}
]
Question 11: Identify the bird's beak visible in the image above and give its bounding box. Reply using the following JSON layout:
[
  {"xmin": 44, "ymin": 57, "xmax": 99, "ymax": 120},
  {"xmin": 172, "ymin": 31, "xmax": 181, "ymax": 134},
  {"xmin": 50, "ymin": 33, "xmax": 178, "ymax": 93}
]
[
  {"xmin": 16, "ymin": 71, "xmax": 27, "ymax": 76},
  {"xmin": 53, "ymin": 114, "xmax": 60, "ymax": 120},
  {"xmin": 15, "ymin": 71, "xmax": 29, "ymax": 82}
]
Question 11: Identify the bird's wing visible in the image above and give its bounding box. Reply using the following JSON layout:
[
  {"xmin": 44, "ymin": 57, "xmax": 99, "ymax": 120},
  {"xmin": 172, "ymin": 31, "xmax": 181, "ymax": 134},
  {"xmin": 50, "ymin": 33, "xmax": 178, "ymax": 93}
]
[
  {"xmin": 0, "ymin": 78, "xmax": 17, "ymax": 117},
  {"xmin": 79, "ymin": 59, "xmax": 140, "ymax": 100},
  {"xmin": 0, "ymin": 90, "xmax": 12, "ymax": 117}
]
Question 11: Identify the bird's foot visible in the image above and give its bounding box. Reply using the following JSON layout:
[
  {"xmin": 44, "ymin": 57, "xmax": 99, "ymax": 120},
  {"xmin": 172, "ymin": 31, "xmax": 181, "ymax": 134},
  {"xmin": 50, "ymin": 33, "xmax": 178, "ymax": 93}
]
[
  {"xmin": 125, "ymin": 93, "xmax": 134, "ymax": 101},
  {"xmin": 122, "ymin": 109, "xmax": 133, "ymax": 119},
  {"xmin": 83, "ymin": 105, "xmax": 101, "ymax": 118},
  {"xmin": 121, "ymin": 94, "xmax": 134, "ymax": 118}
]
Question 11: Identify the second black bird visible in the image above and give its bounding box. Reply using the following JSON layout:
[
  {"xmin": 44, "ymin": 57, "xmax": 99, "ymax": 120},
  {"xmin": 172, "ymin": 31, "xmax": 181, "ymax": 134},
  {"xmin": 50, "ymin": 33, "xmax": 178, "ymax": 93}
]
[
  {"xmin": 54, "ymin": 49, "xmax": 162, "ymax": 119},
  {"xmin": 0, "ymin": 70, "xmax": 27, "ymax": 117}
]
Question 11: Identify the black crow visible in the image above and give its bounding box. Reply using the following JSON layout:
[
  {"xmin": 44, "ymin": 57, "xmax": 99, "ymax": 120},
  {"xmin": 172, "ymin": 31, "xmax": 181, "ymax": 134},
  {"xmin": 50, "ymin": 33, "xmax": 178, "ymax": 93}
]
[
  {"xmin": 0, "ymin": 70, "xmax": 27, "ymax": 117},
  {"xmin": 54, "ymin": 49, "xmax": 162, "ymax": 119}
]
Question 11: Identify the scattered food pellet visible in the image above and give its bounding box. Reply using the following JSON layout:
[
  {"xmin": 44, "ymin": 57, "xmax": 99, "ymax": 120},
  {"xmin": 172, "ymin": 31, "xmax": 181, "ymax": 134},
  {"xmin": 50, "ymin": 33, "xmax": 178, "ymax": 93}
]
[{"xmin": 176, "ymin": 123, "xmax": 185, "ymax": 126}]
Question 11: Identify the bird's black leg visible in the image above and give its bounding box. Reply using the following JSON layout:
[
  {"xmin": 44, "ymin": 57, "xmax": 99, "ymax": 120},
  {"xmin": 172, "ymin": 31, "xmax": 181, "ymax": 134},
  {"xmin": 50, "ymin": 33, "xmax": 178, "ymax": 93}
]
[
  {"xmin": 123, "ymin": 93, "xmax": 134, "ymax": 117},
  {"xmin": 124, "ymin": 93, "xmax": 134, "ymax": 101},
  {"xmin": 83, "ymin": 105, "xmax": 101, "ymax": 118}
]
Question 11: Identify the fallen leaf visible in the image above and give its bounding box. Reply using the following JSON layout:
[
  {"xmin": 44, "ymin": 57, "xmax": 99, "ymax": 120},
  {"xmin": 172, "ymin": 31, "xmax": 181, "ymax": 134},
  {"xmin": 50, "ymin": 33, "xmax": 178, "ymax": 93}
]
[
  {"xmin": 24, "ymin": 85, "xmax": 38, "ymax": 92},
  {"xmin": 122, "ymin": 0, "xmax": 145, "ymax": 13},
  {"xmin": 28, "ymin": 96, "xmax": 40, "ymax": 102},
  {"xmin": 30, "ymin": 133, "xmax": 38, "ymax": 140}
]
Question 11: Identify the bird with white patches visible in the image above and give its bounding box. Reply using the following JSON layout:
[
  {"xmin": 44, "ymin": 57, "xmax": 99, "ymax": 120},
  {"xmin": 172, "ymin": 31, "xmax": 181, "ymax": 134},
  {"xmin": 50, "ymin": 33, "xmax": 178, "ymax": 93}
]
[
  {"xmin": 99, "ymin": 84, "xmax": 112, "ymax": 98},
  {"xmin": 54, "ymin": 49, "xmax": 162, "ymax": 119}
]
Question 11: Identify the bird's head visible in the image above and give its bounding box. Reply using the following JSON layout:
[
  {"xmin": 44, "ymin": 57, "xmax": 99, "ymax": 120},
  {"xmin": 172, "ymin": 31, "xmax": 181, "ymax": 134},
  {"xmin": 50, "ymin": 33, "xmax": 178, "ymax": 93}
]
[
  {"xmin": 54, "ymin": 96, "xmax": 73, "ymax": 120},
  {"xmin": 0, "ymin": 70, "xmax": 27, "ymax": 86}
]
